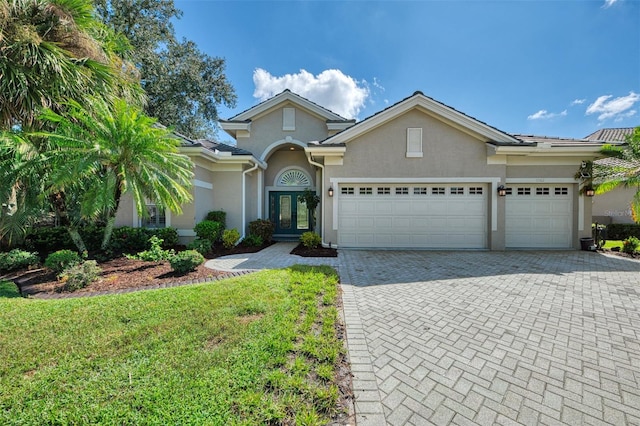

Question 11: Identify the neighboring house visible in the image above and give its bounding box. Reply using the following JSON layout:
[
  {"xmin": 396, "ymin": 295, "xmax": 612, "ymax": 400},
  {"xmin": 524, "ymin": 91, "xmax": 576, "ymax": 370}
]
[
  {"xmin": 116, "ymin": 90, "xmax": 609, "ymax": 250},
  {"xmin": 586, "ymin": 128, "xmax": 638, "ymax": 225}
]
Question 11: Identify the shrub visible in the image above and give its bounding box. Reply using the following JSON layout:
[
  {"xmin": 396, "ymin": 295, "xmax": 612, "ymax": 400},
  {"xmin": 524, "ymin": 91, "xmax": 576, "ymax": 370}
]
[
  {"xmin": 222, "ymin": 228, "xmax": 240, "ymax": 250},
  {"xmin": 170, "ymin": 250, "xmax": 204, "ymax": 274},
  {"xmin": 194, "ymin": 220, "xmax": 224, "ymax": 243},
  {"xmin": 0, "ymin": 249, "xmax": 40, "ymax": 272},
  {"xmin": 129, "ymin": 236, "xmax": 174, "ymax": 261},
  {"xmin": 45, "ymin": 250, "xmax": 82, "ymax": 274},
  {"xmin": 248, "ymin": 219, "xmax": 275, "ymax": 243},
  {"xmin": 242, "ymin": 234, "xmax": 263, "ymax": 247},
  {"xmin": 149, "ymin": 227, "xmax": 179, "ymax": 248},
  {"xmin": 606, "ymin": 223, "xmax": 640, "ymax": 240},
  {"xmin": 23, "ymin": 227, "xmax": 75, "ymax": 255},
  {"xmin": 205, "ymin": 211, "xmax": 226, "ymax": 228},
  {"xmin": 61, "ymin": 260, "xmax": 102, "ymax": 292},
  {"xmin": 622, "ymin": 236, "xmax": 640, "ymax": 255},
  {"xmin": 187, "ymin": 238, "xmax": 212, "ymax": 255},
  {"xmin": 300, "ymin": 232, "xmax": 322, "ymax": 249}
]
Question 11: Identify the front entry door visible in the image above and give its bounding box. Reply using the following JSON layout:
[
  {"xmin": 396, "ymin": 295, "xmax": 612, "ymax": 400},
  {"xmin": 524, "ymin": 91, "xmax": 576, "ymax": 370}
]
[{"xmin": 270, "ymin": 191, "xmax": 309, "ymax": 236}]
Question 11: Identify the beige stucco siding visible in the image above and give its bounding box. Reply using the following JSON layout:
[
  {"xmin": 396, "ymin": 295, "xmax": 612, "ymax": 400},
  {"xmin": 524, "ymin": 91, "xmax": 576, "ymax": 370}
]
[
  {"xmin": 211, "ymin": 171, "xmax": 243, "ymax": 232},
  {"xmin": 236, "ymin": 104, "xmax": 330, "ymax": 159},
  {"xmin": 265, "ymin": 151, "xmax": 316, "ymax": 187},
  {"xmin": 592, "ymin": 187, "xmax": 637, "ymax": 224}
]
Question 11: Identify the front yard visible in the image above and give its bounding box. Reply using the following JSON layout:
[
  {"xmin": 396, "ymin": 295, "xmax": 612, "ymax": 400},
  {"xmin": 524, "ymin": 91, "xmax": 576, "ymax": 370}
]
[{"xmin": 0, "ymin": 266, "xmax": 351, "ymax": 424}]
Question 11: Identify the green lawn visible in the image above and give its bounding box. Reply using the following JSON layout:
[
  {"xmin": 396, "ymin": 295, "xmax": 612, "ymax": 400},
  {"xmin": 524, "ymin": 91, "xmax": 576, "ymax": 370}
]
[
  {"xmin": 0, "ymin": 266, "xmax": 345, "ymax": 425},
  {"xmin": 603, "ymin": 239, "xmax": 624, "ymax": 250}
]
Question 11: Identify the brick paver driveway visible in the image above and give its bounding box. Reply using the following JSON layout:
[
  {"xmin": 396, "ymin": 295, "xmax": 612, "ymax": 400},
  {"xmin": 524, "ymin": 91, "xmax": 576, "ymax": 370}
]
[{"xmin": 338, "ymin": 251, "xmax": 640, "ymax": 425}]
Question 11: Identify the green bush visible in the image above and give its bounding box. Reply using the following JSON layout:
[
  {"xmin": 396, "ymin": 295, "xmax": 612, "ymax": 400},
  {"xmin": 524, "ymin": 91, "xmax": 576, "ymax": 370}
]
[
  {"xmin": 170, "ymin": 250, "xmax": 204, "ymax": 274},
  {"xmin": 61, "ymin": 260, "xmax": 102, "ymax": 292},
  {"xmin": 44, "ymin": 250, "xmax": 82, "ymax": 274},
  {"xmin": 149, "ymin": 227, "xmax": 179, "ymax": 248},
  {"xmin": 128, "ymin": 236, "xmax": 175, "ymax": 261},
  {"xmin": 300, "ymin": 232, "xmax": 322, "ymax": 249},
  {"xmin": 222, "ymin": 228, "xmax": 240, "ymax": 249},
  {"xmin": 622, "ymin": 236, "xmax": 640, "ymax": 255},
  {"xmin": 187, "ymin": 238, "xmax": 212, "ymax": 255},
  {"xmin": 242, "ymin": 234, "xmax": 263, "ymax": 247},
  {"xmin": 606, "ymin": 223, "xmax": 640, "ymax": 240},
  {"xmin": 248, "ymin": 219, "xmax": 275, "ymax": 243},
  {"xmin": 0, "ymin": 249, "xmax": 40, "ymax": 272},
  {"xmin": 205, "ymin": 211, "xmax": 226, "ymax": 228},
  {"xmin": 194, "ymin": 220, "xmax": 224, "ymax": 243},
  {"xmin": 23, "ymin": 227, "xmax": 75, "ymax": 255}
]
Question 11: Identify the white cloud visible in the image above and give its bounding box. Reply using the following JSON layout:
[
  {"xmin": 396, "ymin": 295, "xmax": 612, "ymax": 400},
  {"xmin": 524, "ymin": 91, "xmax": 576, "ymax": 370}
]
[
  {"xmin": 253, "ymin": 68, "xmax": 369, "ymax": 119},
  {"xmin": 602, "ymin": 0, "xmax": 618, "ymax": 8},
  {"xmin": 527, "ymin": 109, "xmax": 568, "ymax": 120},
  {"xmin": 571, "ymin": 99, "xmax": 586, "ymax": 106},
  {"xmin": 614, "ymin": 110, "xmax": 637, "ymax": 122},
  {"xmin": 586, "ymin": 92, "xmax": 640, "ymax": 121}
]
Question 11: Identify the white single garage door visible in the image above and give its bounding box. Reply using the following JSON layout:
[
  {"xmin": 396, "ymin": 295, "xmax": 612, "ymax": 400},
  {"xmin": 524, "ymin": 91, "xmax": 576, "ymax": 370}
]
[
  {"xmin": 338, "ymin": 184, "xmax": 488, "ymax": 248},
  {"xmin": 505, "ymin": 185, "xmax": 573, "ymax": 248}
]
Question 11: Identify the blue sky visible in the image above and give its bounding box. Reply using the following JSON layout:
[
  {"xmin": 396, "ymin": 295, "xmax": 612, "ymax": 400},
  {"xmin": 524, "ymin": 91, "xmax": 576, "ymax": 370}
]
[{"xmin": 173, "ymin": 0, "xmax": 639, "ymax": 141}]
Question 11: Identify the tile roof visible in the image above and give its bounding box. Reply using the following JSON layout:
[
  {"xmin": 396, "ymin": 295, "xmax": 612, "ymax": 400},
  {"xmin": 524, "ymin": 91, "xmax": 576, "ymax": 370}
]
[
  {"xmin": 512, "ymin": 134, "xmax": 601, "ymax": 146},
  {"xmin": 227, "ymin": 89, "xmax": 348, "ymax": 121},
  {"xmin": 191, "ymin": 139, "xmax": 254, "ymax": 156},
  {"xmin": 319, "ymin": 91, "xmax": 520, "ymax": 145},
  {"xmin": 585, "ymin": 127, "xmax": 635, "ymax": 142}
]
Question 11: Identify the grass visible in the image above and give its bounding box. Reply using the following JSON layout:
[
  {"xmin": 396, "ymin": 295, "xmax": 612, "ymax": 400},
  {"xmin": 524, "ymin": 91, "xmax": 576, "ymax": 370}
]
[
  {"xmin": 603, "ymin": 239, "xmax": 624, "ymax": 250},
  {"xmin": 0, "ymin": 266, "xmax": 344, "ymax": 425}
]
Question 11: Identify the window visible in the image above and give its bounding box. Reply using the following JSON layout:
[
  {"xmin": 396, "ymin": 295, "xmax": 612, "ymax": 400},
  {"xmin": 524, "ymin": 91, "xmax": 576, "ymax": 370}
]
[
  {"xmin": 555, "ymin": 187, "xmax": 568, "ymax": 195},
  {"xmin": 504, "ymin": 188, "xmax": 513, "ymax": 195},
  {"xmin": 377, "ymin": 187, "xmax": 391, "ymax": 195},
  {"xmin": 341, "ymin": 187, "xmax": 354, "ymax": 195},
  {"xmin": 432, "ymin": 187, "xmax": 445, "ymax": 195},
  {"xmin": 450, "ymin": 187, "xmax": 464, "ymax": 195},
  {"xmin": 536, "ymin": 187, "xmax": 550, "ymax": 195},
  {"xmin": 406, "ymin": 128, "xmax": 423, "ymax": 158},
  {"xmin": 359, "ymin": 187, "xmax": 373, "ymax": 195},
  {"xmin": 396, "ymin": 187, "xmax": 409, "ymax": 195},
  {"xmin": 469, "ymin": 187, "xmax": 483, "ymax": 195},
  {"xmin": 517, "ymin": 187, "xmax": 531, "ymax": 195},
  {"xmin": 283, "ymin": 107, "xmax": 295, "ymax": 131},
  {"xmin": 142, "ymin": 204, "xmax": 166, "ymax": 228},
  {"xmin": 414, "ymin": 187, "xmax": 428, "ymax": 195}
]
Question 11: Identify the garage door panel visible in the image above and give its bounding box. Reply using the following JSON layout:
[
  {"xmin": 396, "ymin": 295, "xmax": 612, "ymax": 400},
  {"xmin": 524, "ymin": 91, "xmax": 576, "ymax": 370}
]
[
  {"xmin": 338, "ymin": 184, "xmax": 487, "ymax": 248},
  {"xmin": 506, "ymin": 185, "xmax": 572, "ymax": 249}
]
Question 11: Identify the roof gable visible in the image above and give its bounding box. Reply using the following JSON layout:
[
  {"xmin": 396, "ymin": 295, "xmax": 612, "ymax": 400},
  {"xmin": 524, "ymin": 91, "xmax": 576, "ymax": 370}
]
[
  {"xmin": 226, "ymin": 89, "xmax": 349, "ymax": 122},
  {"xmin": 319, "ymin": 91, "xmax": 522, "ymax": 145}
]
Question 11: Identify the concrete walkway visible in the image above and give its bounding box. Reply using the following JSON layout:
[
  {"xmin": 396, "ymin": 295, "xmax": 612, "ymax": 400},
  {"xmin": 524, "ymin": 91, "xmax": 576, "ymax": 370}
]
[{"xmin": 206, "ymin": 245, "xmax": 640, "ymax": 426}]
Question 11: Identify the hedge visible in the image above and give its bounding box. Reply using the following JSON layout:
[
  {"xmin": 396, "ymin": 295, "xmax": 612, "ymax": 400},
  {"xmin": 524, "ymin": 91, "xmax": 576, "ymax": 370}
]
[{"xmin": 605, "ymin": 223, "xmax": 640, "ymax": 240}]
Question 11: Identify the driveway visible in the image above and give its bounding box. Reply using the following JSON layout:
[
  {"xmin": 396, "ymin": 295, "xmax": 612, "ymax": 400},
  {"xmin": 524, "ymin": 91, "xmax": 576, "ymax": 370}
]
[{"xmin": 339, "ymin": 250, "xmax": 640, "ymax": 425}]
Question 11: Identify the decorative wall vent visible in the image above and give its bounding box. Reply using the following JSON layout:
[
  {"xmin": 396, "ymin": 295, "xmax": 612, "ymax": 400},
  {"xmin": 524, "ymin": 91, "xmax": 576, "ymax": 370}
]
[{"xmin": 277, "ymin": 169, "xmax": 311, "ymax": 186}]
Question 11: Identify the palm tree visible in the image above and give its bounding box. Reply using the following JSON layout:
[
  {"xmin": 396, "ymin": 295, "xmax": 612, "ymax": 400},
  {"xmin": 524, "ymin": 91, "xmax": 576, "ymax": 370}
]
[
  {"xmin": 0, "ymin": 0, "xmax": 143, "ymax": 130},
  {"xmin": 38, "ymin": 98, "xmax": 194, "ymax": 250},
  {"xmin": 594, "ymin": 127, "xmax": 640, "ymax": 221}
]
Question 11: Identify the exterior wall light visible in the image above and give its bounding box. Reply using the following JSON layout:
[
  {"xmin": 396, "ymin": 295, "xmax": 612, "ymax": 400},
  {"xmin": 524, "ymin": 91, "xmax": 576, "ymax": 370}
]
[
  {"xmin": 497, "ymin": 185, "xmax": 507, "ymax": 197},
  {"xmin": 585, "ymin": 188, "xmax": 595, "ymax": 197},
  {"xmin": 328, "ymin": 187, "xmax": 334, "ymax": 197}
]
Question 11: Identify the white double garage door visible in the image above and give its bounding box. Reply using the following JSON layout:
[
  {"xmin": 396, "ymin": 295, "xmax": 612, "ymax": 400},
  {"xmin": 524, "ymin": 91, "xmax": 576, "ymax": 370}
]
[{"xmin": 337, "ymin": 183, "xmax": 573, "ymax": 249}]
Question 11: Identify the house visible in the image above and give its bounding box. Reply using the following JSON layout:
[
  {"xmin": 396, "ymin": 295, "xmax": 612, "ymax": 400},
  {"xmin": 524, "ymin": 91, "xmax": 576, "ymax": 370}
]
[
  {"xmin": 116, "ymin": 90, "xmax": 608, "ymax": 250},
  {"xmin": 586, "ymin": 128, "xmax": 638, "ymax": 225}
]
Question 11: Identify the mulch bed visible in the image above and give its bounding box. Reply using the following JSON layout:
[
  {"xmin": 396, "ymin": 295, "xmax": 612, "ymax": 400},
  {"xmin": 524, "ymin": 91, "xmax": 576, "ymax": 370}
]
[
  {"xmin": 290, "ymin": 243, "xmax": 338, "ymax": 257},
  {"xmin": 7, "ymin": 242, "xmax": 275, "ymax": 297}
]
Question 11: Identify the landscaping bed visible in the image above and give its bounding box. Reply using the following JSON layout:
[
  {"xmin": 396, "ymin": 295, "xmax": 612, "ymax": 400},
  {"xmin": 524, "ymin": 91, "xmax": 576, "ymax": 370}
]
[{"xmin": 291, "ymin": 243, "xmax": 338, "ymax": 257}]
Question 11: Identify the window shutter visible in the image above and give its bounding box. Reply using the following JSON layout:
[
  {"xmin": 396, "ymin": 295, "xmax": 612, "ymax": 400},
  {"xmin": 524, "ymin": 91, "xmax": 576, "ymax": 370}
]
[{"xmin": 406, "ymin": 128, "xmax": 423, "ymax": 157}]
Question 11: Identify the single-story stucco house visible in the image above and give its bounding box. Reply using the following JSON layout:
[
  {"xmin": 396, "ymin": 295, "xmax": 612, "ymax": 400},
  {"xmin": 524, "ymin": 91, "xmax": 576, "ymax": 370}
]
[
  {"xmin": 586, "ymin": 127, "xmax": 638, "ymax": 225},
  {"xmin": 116, "ymin": 90, "xmax": 613, "ymax": 250}
]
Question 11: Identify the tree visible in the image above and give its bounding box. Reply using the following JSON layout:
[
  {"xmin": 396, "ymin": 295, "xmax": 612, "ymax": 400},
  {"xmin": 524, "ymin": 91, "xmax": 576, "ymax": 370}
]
[
  {"xmin": 0, "ymin": 0, "xmax": 143, "ymax": 131},
  {"xmin": 0, "ymin": 0, "xmax": 143, "ymax": 249},
  {"xmin": 298, "ymin": 189, "xmax": 321, "ymax": 232},
  {"xmin": 593, "ymin": 126, "xmax": 640, "ymax": 221},
  {"xmin": 37, "ymin": 98, "xmax": 194, "ymax": 250},
  {"xmin": 94, "ymin": 0, "xmax": 236, "ymax": 139}
]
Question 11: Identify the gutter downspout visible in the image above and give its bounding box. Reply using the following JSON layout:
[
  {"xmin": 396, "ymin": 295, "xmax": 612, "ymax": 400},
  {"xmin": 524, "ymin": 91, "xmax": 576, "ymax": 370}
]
[
  {"xmin": 241, "ymin": 160, "xmax": 260, "ymax": 242},
  {"xmin": 306, "ymin": 152, "xmax": 331, "ymax": 248}
]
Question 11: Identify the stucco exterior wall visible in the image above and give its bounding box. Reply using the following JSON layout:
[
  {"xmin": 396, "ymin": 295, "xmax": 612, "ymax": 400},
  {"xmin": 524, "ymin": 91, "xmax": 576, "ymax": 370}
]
[
  {"xmin": 211, "ymin": 171, "xmax": 243, "ymax": 233},
  {"xmin": 236, "ymin": 104, "xmax": 330, "ymax": 159},
  {"xmin": 265, "ymin": 150, "xmax": 316, "ymax": 188},
  {"xmin": 592, "ymin": 187, "xmax": 636, "ymax": 224}
]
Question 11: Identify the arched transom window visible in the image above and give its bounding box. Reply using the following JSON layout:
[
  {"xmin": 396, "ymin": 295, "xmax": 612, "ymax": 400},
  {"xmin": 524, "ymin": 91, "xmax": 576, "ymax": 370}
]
[{"xmin": 277, "ymin": 169, "xmax": 311, "ymax": 187}]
